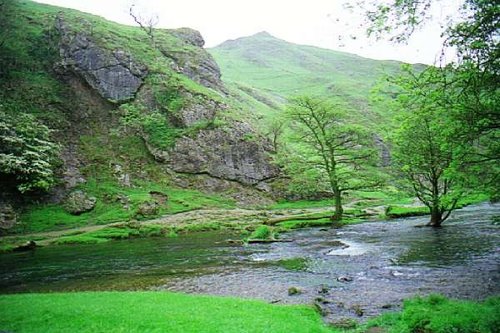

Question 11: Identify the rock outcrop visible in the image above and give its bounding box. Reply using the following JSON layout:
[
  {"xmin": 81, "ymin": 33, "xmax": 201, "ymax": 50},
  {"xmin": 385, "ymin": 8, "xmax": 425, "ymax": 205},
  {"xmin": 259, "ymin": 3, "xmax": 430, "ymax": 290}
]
[
  {"xmin": 166, "ymin": 122, "xmax": 279, "ymax": 185},
  {"xmin": 55, "ymin": 14, "xmax": 148, "ymax": 102},
  {"xmin": 163, "ymin": 28, "xmax": 225, "ymax": 93}
]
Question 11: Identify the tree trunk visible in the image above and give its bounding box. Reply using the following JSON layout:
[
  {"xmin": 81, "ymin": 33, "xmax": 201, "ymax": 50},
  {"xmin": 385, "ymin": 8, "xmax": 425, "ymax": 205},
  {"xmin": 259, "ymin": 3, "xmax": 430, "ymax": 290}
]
[
  {"xmin": 332, "ymin": 190, "xmax": 343, "ymax": 221},
  {"xmin": 427, "ymin": 208, "xmax": 443, "ymax": 227}
]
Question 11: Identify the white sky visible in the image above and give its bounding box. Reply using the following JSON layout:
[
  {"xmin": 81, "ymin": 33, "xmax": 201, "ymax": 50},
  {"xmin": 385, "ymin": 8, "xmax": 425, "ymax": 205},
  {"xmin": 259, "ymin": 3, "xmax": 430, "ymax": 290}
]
[{"xmin": 34, "ymin": 0, "xmax": 462, "ymax": 65}]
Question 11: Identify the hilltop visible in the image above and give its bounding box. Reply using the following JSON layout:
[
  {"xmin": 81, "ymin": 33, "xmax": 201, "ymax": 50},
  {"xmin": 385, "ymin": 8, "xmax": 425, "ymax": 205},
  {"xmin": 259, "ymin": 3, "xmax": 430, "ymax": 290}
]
[{"xmin": 209, "ymin": 31, "xmax": 422, "ymax": 129}]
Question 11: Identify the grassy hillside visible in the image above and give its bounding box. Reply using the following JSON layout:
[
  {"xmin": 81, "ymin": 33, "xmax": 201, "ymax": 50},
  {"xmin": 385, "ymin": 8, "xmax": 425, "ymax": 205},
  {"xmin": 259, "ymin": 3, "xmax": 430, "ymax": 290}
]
[
  {"xmin": 209, "ymin": 32, "xmax": 417, "ymax": 129},
  {"xmin": 0, "ymin": 0, "xmax": 247, "ymax": 233}
]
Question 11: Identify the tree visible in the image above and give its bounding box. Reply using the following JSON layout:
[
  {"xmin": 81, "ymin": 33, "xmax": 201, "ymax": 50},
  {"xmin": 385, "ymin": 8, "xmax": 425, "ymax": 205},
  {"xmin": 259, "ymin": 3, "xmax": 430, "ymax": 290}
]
[
  {"xmin": 0, "ymin": 110, "xmax": 60, "ymax": 193},
  {"xmin": 283, "ymin": 96, "xmax": 381, "ymax": 220},
  {"xmin": 129, "ymin": 3, "xmax": 159, "ymax": 47},
  {"xmin": 365, "ymin": 0, "xmax": 499, "ymax": 201},
  {"xmin": 389, "ymin": 66, "xmax": 478, "ymax": 227}
]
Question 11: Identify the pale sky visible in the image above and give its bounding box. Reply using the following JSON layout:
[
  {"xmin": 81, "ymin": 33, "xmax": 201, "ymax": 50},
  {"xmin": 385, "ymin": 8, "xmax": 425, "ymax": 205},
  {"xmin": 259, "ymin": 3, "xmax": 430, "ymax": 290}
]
[{"xmin": 34, "ymin": 0, "xmax": 461, "ymax": 65}]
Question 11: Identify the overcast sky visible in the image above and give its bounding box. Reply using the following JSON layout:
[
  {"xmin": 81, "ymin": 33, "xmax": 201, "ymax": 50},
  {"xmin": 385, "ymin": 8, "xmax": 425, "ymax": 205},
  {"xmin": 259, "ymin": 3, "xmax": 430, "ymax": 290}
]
[{"xmin": 34, "ymin": 0, "xmax": 461, "ymax": 65}]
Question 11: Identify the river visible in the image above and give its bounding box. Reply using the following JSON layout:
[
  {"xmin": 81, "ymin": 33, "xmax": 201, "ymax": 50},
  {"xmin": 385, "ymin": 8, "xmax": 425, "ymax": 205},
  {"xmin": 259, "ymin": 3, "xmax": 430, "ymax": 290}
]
[{"xmin": 1, "ymin": 203, "xmax": 498, "ymax": 321}]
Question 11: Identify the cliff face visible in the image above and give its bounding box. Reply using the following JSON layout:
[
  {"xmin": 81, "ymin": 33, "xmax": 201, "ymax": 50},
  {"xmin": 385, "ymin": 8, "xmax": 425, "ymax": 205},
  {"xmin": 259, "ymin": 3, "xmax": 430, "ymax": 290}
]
[
  {"xmin": 0, "ymin": 0, "xmax": 279, "ymax": 227},
  {"xmin": 54, "ymin": 13, "xmax": 279, "ymax": 195}
]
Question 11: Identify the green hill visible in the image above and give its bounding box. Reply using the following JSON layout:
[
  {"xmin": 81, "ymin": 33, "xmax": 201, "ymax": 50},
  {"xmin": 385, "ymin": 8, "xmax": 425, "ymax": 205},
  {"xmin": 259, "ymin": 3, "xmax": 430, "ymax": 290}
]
[{"xmin": 209, "ymin": 31, "xmax": 418, "ymax": 129}]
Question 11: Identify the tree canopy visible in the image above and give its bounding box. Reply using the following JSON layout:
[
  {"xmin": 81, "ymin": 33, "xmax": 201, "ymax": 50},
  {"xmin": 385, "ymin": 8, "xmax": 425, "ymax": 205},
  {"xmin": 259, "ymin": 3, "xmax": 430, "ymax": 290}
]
[{"xmin": 280, "ymin": 96, "xmax": 381, "ymax": 220}]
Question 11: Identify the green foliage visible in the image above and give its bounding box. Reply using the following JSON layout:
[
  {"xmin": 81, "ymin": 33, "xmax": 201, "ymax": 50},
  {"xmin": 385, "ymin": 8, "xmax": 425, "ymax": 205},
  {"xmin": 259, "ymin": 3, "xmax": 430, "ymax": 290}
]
[
  {"xmin": 246, "ymin": 225, "xmax": 275, "ymax": 240},
  {"xmin": 385, "ymin": 67, "xmax": 473, "ymax": 225},
  {"xmin": 117, "ymin": 103, "xmax": 181, "ymax": 150},
  {"xmin": 18, "ymin": 179, "xmax": 235, "ymax": 233},
  {"xmin": 366, "ymin": 295, "xmax": 500, "ymax": 333},
  {"xmin": 0, "ymin": 291, "xmax": 334, "ymax": 333},
  {"xmin": 364, "ymin": 0, "xmax": 499, "ymax": 202},
  {"xmin": 385, "ymin": 205, "xmax": 428, "ymax": 218},
  {"xmin": 275, "ymin": 258, "xmax": 309, "ymax": 271},
  {"xmin": 280, "ymin": 96, "xmax": 382, "ymax": 220},
  {"xmin": 209, "ymin": 32, "xmax": 404, "ymax": 132},
  {"xmin": 0, "ymin": 110, "xmax": 60, "ymax": 193}
]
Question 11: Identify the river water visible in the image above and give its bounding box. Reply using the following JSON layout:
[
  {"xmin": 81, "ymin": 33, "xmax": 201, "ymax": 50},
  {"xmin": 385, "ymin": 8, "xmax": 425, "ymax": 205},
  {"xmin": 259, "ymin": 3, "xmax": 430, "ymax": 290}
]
[{"xmin": 1, "ymin": 203, "xmax": 499, "ymax": 321}]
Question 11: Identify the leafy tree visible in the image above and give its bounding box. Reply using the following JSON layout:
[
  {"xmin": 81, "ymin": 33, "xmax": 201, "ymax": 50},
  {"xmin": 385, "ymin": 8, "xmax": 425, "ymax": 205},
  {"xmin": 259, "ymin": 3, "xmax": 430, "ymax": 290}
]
[
  {"xmin": 365, "ymin": 0, "xmax": 499, "ymax": 201},
  {"xmin": 388, "ymin": 64, "xmax": 496, "ymax": 226},
  {"xmin": 0, "ymin": 110, "xmax": 60, "ymax": 193},
  {"xmin": 282, "ymin": 96, "xmax": 381, "ymax": 220}
]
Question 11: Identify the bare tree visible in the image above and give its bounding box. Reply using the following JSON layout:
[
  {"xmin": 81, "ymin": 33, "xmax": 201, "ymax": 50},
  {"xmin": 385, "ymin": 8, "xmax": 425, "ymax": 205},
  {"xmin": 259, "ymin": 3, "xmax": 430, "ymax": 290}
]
[{"xmin": 129, "ymin": 4, "xmax": 159, "ymax": 47}]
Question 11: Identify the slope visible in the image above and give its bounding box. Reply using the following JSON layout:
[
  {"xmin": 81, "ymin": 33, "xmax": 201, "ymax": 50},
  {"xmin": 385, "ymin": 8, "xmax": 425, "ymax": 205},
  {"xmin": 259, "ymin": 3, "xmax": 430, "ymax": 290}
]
[{"xmin": 209, "ymin": 31, "xmax": 417, "ymax": 129}]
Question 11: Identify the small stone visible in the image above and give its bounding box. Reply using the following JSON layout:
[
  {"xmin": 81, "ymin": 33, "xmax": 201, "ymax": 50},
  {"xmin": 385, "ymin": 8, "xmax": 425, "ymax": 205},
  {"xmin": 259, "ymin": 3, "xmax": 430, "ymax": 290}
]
[
  {"xmin": 351, "ymin": 304, "xmax": 364, "ymax": 317},
  {"xmin": 313, "ymin": 302, "xmax": 329, "ymax": 317},
  {"xmin": 288, "ymin": 286, "xmax": 301, "ymax": 296},
  {"xmin": 337, "ymin": 275, "xmax": 353, "ymax": 282},
  {"xmin": 329, "ymin": 318, "xmax": 358, "ymax": 329}
]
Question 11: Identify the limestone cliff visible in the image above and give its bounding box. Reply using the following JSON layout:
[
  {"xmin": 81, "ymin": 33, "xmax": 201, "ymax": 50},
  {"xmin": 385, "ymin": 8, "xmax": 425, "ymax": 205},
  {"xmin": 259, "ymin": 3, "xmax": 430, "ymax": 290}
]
[{"xmin": 49, "ymin": 10, "xmax": 278, "ymax": 203}]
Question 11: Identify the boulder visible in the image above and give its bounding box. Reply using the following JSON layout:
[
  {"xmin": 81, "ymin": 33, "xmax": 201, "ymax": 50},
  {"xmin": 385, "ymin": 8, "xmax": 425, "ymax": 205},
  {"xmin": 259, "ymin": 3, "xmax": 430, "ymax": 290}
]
[
  {"xmin": 135, "ymin": 200, "xmax": 160, "ymax": 217},
  {"xmin": 64, "ymin": 190, "xmax": 97, "ymax": 215}
]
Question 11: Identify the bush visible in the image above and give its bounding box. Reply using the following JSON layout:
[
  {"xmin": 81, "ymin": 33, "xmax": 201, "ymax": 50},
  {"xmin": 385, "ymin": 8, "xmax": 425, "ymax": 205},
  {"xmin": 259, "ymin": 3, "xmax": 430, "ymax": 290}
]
[
  {"xmin": 247, "ymin": 225, "xmax": 274, "ymax": 240},
  {"xmin": 0, "ymin": 110, "xmax": 60, "ymax": 193}
]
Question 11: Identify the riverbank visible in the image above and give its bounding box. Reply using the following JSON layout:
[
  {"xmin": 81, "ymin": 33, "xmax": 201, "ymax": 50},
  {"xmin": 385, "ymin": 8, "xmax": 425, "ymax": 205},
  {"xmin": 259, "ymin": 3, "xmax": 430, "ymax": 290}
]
[
  {"xmin": 0, "ymin": 292, "xmax": 497, "ymax": 333},
  {"xmin": 0, "ymin": 192, "xmax": 490, "ymax": 253}
]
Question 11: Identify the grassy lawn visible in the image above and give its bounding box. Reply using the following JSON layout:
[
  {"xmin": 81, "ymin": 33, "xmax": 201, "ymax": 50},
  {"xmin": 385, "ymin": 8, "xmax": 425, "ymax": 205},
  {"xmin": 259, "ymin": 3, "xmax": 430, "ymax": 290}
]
[
  {"xmin": 0, "ymin": 292, "xmax": 498, "ymax": 332},
  {"xmin": 0, "ymin": 291, "xmax": 333, "ymax": 333}
]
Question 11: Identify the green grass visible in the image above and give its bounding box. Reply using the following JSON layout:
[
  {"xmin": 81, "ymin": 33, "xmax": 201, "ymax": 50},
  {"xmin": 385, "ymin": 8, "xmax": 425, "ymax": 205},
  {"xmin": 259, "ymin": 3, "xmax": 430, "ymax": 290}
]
[
  {"xmin": 365, "ymin": 294, "xmax": 500, "ymax": 333},
  {"xmin": 209, "ymin": 32, "xmax": 407, "ymax": 133},
  {"xmin": 277, "ymin": 218, "xmax": 333, "ymax": 230},
  {"xmin": 385, "ymin": 205, "xmax": 429, "ymax": 218},
  {"xmin": 17, "ymin": 180, "xmax": 236, "ymax": 233},
  {"xmin": 275, "ymin": 258, "xmax": 309, "ymax": 271},
  {"xmin": 270, "ymin": 199, "xmax": 334, "ymax": 210},
  {"xmin": 247, "ymin": 225, "xmax": 273, "ymax": 240},
  {"xmin": 0, "ymin": 291, "xmax": 334, "ymax": 333}
]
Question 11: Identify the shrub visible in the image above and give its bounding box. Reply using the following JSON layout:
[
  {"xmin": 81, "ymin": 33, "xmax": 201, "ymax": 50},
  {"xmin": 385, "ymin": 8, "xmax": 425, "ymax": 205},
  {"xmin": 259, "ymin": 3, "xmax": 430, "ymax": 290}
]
[{"xmin": 0, "ymin": 110, "xmax": 60, "ymax": 193}]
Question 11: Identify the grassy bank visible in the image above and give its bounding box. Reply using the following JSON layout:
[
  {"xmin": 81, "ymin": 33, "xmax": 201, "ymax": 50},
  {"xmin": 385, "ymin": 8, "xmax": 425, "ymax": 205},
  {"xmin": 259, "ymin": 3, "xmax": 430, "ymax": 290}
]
[
  {"xmin": 0, "ymin": 291, "xmax": 333, "ymax": 333},
  {"xmin": 0, "ymin": 292, "xmax": 498, "ymax": 333},
  {"xmin": 366, "ymin": 294, "xmax": 500, "ymax": 333}
]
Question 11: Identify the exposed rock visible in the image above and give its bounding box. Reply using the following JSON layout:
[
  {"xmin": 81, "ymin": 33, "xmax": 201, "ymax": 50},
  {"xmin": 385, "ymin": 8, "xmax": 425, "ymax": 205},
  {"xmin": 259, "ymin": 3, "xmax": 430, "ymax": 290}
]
[
  {"xmin": 55, "ymin": 14, "xmax": 147, "ymax": 102},
  {"xmin": 170, "ymin": 27, "xmax": 205, "ymax": 47},
  {"xmin": 161, "ymin": 29, "xmax": 225, "ymax": 92},
  {"xmin": 175, "ymin": 91, "xmax": 223, "ymax": 126},
  {"xmin": 149, "ymin": 191, "xmax": 168, "ymax": 205},
  {"xmin": 163, "ymin": 122, "xmax": 279, "ymax": 185},
  {"xmin": 13, "ymin": 241, "xmax": 37, "ymax": 252},
  {"xmin": 0, "ymin": 204, "xmax": 17, "ymax": 230},
  {"xmin": 374, "ymin": 134, "xmax": 391, "ymax": 167},
  {"xmin": 64, "ymin": 190, "xmax": 97, "ymax": 215},
  {"xmin": 287, "ymin": 286, "xmax": 301, "ymax": 296},
  {"xmin": 170, "ymin": 174, "xmax": 275, "ymax": 206},
  {"xmin": 135, "ymin": 200, "xmax": 160, "ymax": 217},
  {"xmin": 112, "ymin": 163, "xmax": 131, "ymax": 187},
  {"xmin": 337, "ymin": 275, "xmax": 353, "ymax": 283}
]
